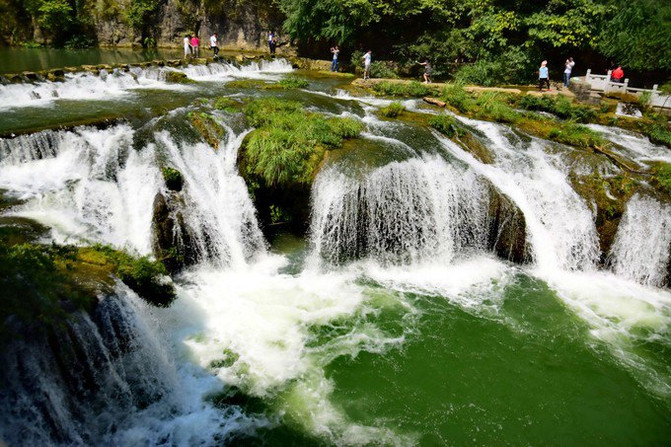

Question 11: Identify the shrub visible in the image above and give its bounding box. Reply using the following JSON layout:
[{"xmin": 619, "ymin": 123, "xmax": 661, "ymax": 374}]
[
  {"xmin": 648, "ymin": 124, "xmax": 671, "ymax": 147},
  {"xmin": 516, "ymin": 95, "xmax": 597, "ymax": 122},
  {"xmin": 379, "ymin": 102, "xmax": 405, "ymax": 118},
  {"xmin": 429, "ymin": 115, "xmax": 464, "ymax": 138},
  {"xmin": 369, "ymin": 61, "xmax": 398, "ymax": 79}
]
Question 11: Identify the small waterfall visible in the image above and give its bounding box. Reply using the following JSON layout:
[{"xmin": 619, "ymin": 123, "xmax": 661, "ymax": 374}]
[
  {"xmin": 0, "ymin": 129, "xmax": 62, "ymax": 164},
  {"xmin": 0, "ymin": 285, "xmax": 175, "ymax": 445},
  {"xmin": 310, "ymin": 154, "xmax": 490, "ymax": 266},
  {"xmin": 609, "ymin": 195, "xmax": 671, "ymax": 287},
  {"xmin": 437, "ymin": 120, "xmax": 600, "ymax": 272},
  {"xmin": 0, "ymin": 59, "xmax": 294, "ymax": 109},
  {"xmin": 0, "ymin": 119, "xmax": 265, "ymax": 265}
]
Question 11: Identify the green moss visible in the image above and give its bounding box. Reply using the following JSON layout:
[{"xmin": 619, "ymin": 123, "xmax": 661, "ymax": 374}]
[
  {"xmin": 241, "ymin": 98, "xmax": 364, "ymax": 188},
  {"xmin": 164, "ymin": 71, "xmax": 193, "ymax": 84},
  {"xmin": 515, "ymin": 95, "xmax": 597, "ymax": 122},
  {"xmin": 79, "ymin": 245, "xmax": 176, "ymax": 307},
  {"xmin": 188, "ymin": 111, "xmax": 227, "ymax": 149},
  {"xmin": 224, "ymin": 79, "xmax": 270, "ymax": 89},
  {"xmin": 161, "ymin": 166, "xmax": 183, "ymax": 191}
]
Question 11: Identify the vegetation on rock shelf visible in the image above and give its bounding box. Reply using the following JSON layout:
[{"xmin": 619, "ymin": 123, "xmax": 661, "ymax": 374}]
[
  {"xmin": 241, "ymin": 98, "xmax": 364, "ymax": 187},
  {"xmin": 162, "ymin": 166, "xmax": 184, "ymax": 192},
  {"xmin": 378, "ymin": 102, "xmax": 405, "ymax": 118},
  {"xmin": 188, "ymin": 111, "xmax": 227, "ymax": 149}
]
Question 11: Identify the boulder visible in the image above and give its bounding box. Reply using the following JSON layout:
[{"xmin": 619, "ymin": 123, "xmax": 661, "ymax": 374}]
[{"xmin": 487, "ymin": 187, "xmax": 530, "ymax": 263}]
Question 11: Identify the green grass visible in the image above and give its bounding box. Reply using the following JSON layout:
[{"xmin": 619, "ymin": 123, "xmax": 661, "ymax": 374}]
[
  {"xmin": 652, "ymin": 163, "xmax": 671, "ymax": 195},
  {"xmin": 440, "ymin": 83, "xmax": 477, "ymax": 113},
  {"xmin": 372, "ymin": 81, "xmax": 432, "ymax": 98},
  {"xmin": 379, "ymin": 102, "xmax": 405, "ymax": 118},
  {"xmin": 241, "ymin": 98, "xmax": 364, "ymax": 187},
  {"xmin": 429, "ymin": 115, "xmax": 465, "ymax": 138},
  {"xmin": 212, "ymin": 97, "xmax": 239, "ymax": 113},
  {"xmin": 278, "ymin": 77, "xmax": 310, "ymax": 89},
  {"xmin": 515, "ymin": 95, "xmax": 597, "ymax": 123}
]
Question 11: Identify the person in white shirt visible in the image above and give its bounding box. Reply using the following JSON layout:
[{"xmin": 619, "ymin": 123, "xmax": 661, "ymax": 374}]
[
  {"xmin": 362, "ymin": 50, "xmax": 372, "ymax": 80},
  {"xmin": 210, "ymin": 33, "xmax": 219, "ymax": 58},
  {"xmin": 183, "ymin": 34, "xmax": 191, "ymax": 59},
  {"xmin": 330, "ymin": 45, "xmax": 340, "ymax": 72},
  {"xmin": 564, "ymin": 57, "xmax": 575, "ymax": 87}
]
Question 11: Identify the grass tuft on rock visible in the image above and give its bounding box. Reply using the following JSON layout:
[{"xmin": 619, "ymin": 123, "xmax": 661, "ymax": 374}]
[
  {"xmin": 429, "ymin": 114, "xmax": 465, "ymax": 138},
  {"xmin": 241, "ymin": 98, "xmax": 364, "ymax": 187},
  {"xmin": 278, "ymin": 76, "xmax": 310, "ymax": 89},
  {"xmin": 379, "ymin": 102, "xmax": 405, "ymax": 118},
  {"xmin": 373, "ymin": 81, "xmax": 433, "ymax": 98},
  {"xmin": 162, "ymin": 166, "xmax": 184, "ymax": 191}
]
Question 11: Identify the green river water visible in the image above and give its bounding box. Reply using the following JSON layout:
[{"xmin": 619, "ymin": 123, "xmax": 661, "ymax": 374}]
[{"xmin": 0, "ymin": 54, "xmax": 669, "ymax": 446}]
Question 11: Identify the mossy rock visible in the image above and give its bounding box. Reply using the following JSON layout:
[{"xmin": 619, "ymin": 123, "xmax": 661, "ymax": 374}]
[
  {"xmin": 165, "ymin": 71, "xmax": 193, "ymax": 84},
  {"xmin": 151, "ymin": 191, "xmax": 198, "ymax": 273},
  {"xmin": 487, "ymin": 187, "xmax": 529, "ymax": 263},
  {"xmin": 162, "ymin": 166, "xmax": 184, "ymax": 192},
  {"xmin": 188, "ymin": 111, "xmax": 227, "ymax": 149}
]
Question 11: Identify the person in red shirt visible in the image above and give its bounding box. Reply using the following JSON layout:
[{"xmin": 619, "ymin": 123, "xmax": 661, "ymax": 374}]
[
  {"xmin": 611, "ymin": 66, "xmax": 624, "ymax": 83},
  {"xmin": 190, "ymin": 35, "xmax": 200, "ymax": 58}
]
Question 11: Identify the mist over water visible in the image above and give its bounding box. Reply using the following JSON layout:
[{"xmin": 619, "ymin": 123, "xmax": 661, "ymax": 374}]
[{"xmin": 1, "ymin": 66, "xmax": 670, "ymax": 445}]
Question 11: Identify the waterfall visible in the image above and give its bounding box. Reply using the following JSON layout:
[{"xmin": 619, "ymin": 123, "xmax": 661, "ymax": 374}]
[
  {"xmin": 0, "ymin": 119, "xmax": 264, "ymax": 265},
  {"xmin": 0, "ymin": 59, "xmax": 293, "ymax": 110},
  {"xmin": 437, "ymin": 119, "xmax": 600, "ymax": 272},
  {"xmin": 310, "ymin": 154, "xmax": 490, "ymax": 266},
  {"xmin": 609, "ymin": 195, "xmax": 671, "ymax": 287}
]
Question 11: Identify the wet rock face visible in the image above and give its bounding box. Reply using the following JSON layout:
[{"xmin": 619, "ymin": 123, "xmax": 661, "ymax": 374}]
[
  {"xmin": 151, "ymin": 191, "xmax": 196, "ymax": 273},
  {"xmin": 487, "ymin": 188, "xmax": 530, "ymax": 264}
]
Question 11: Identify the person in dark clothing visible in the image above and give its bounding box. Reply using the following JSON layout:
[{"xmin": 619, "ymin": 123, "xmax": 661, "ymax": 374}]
[{"xmin": 419, "ymin": 60, "xmax": 432, "ymax": 83}]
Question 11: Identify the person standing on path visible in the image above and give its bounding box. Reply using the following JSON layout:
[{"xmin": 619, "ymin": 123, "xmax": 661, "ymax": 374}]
[
  {"xmin": 330, "ymin": 45, "xmax": 340, "ymax": 72},
  {"xmin": 183, "ymin": 34, "xmax": 192, "ymax": 59},
  {"xmin": 564, "ymin": 57, "xmax": 575, "ymax": 87},
  {"xmin": 538, "ymin": 60, "xmax": 550, "ymax": 91},
  {"xmin": 419, "ymin": 60, "xmax": 432, "ymax": 84},
  {"xmin": 191, "ymin": 35, "xmax": 200, "ymax": 58},
  {"xmin": 210, "ymin": 33, "xmax": 219, "ymax": 58},
  {"xmin": 363, "ymin": 50, "xmax": 372, "ymax": 80},
  {"xmin": 268, "ymin": 31, "xmax": 276, "ymax": 54}
]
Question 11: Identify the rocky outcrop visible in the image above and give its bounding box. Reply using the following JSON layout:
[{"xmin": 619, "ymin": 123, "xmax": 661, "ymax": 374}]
[
  {"xmin": 151, "ymin": 190, "xmax": 196, "ymax": 273},
  {"xmin": 487, "ymin": 187, "xmax": 529, "ymax": 264}
]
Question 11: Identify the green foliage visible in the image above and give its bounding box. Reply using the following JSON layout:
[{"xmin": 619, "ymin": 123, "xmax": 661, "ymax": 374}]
[
  {"xmin": 0, "ymin": 242, "xmax": 93, "ymax": 336},
  {"xmin": 379, "ymin": 102, "xmax": 405, "ymax": 118},
  {"xmin": 82, "ymin": 244, "xmax": 176, "ymax": 307},
  {"xmin": 269, "ymin": 204, "xmax": 291, "ymax": 224},
  {"xmin": 516, "ymin": 95, "xmax": 597, "ymax": 122},
  {"xmin": 241, "ymin": 98, "xmax": 364, "ymax": 187},
  {"xmin": 474, "ymin": 92, "xmax": 520, "ymax": 123},
  {"xmin": 278, "ymin": 76, "xmax": 310, "ymax": 89},
  {"xmin": 36, "ymin": 0, "xmax": 73, "ymax": 34},
  {"xmin": 213, "ymin": 97, "xmax": 239, "ymax": 113},
  {"xmin": 453, "ymin": 48, "xmax": 532, "ymax": 86},
  {"xmin": 64, "ymin": 35, "xmax": 96, "ymax": 49},
  {"xmin": 598, "ymin": 0, "xmax": 671, "ymax": 71},
  {"xmin": 369, "ymin": 61, "xmax": 398, "ymax": 79},
  {"xmin": 440, "ymin": 83, "xmax": 476, "ymax": 114},
  {"xmin": 429, "ymin": 115, "xmax": 464, "ymax": 138},
  {"xmin": 127, "ymin": 0, "xmax": 161, "ymax": 33},
  {"xmin": 372, "ymin": 81, "xmax": 431, "ymax": 98},
  {"xmin": 647, "ymin": 123, "xmax": 671, "ymax": 148},
  {"xmin": 188, "ymin": 111, "xmax": 226, "ymax": 148},
  {"xmin": 162, "ymin": 166, "xmax": 184, "ymax": 191},
  {"xmin": 652, "ymin": 163, "xmax": 671, "ymax": 195},
  {"xmin": 544, "ymin": 122, "xmax": 605, "ymax": 148}
]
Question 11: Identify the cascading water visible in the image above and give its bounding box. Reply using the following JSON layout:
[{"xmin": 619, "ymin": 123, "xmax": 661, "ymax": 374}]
[
  {"xmin": 436, "ymin": 118, "xmax": 600, "ymax": 272},
  {"xmin": 609, "ymin": 194, "xmax": 671, "ymax": 287},
  {"xmin": 0, "ymin": 59, "xmax": 293, "ymax": 110},
  {"xmin": 310, "ymin": 153, "xmax": 490, "ymax": 266}
]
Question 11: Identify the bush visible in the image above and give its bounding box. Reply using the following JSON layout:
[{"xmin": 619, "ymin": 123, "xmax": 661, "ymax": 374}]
[
  {"xmin": 453, "ymin": 48, "xmax": 532, "ymax": 86},
  {"xmin": 369, "ymin": 61, "xmax": 398, "ymax": 79},
  {"xmin": 379, "ymin": 102, "xmax": 405, "ymax": 118},
  {"xmin": 648, "ymin": 124, "xmax": 671, "ymax": 147},
  {"xmin": 429, "ymin": 115, "xmax": 464, "ymax": 138}
]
